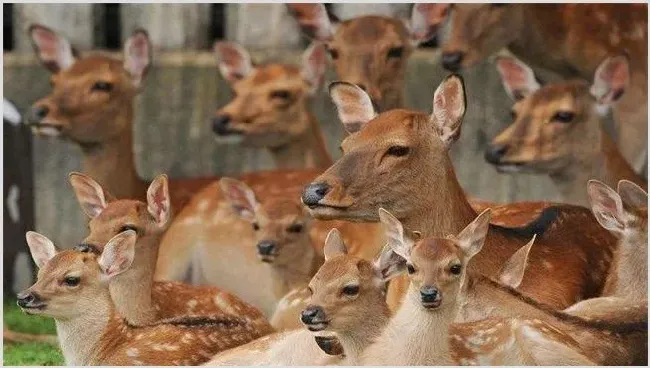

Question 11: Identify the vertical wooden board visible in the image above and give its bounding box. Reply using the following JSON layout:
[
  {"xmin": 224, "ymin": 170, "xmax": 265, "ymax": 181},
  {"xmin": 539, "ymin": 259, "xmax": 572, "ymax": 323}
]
[
  {"xmin": 121, "ymin": 4, "xmax": 212, "ymax": 50},
  {"xmin": 13, "ymin": 4, "xmax": 95, "ymax": 51},
  {"xmin": 332, "ymin": 4, "xmax": 411, "ymax": 20},
  {"xmin": 225, "ymin": 4, "xmax": 304, "ymax": 50}
]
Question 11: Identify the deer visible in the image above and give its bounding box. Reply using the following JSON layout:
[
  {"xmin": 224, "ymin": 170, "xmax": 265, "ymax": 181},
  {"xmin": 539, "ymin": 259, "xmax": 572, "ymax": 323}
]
[
  {"xmin": 67, "ymin": 171, "xmax": 272, "ymax": 336},
  {"xmin": 204, "ymin": 228, "xmax": 398, "ymax": 365},
  {"xmin": 18, "ymin": 231, "xmax": 270, "ymax": 366},
  {"xmin": 436, "ymin": 3, "xmax": 648, "ymax": 174},
  {"xmin": 367, "ymin": 207, "xmax": 647, "ymax": 365},
  {"xmin": 301, "ymin": 75, "xmax": 618, "ymax": 311},
  {"xmin": 484, "ymin": 54, "xmax": 647, "ymax": 206}
]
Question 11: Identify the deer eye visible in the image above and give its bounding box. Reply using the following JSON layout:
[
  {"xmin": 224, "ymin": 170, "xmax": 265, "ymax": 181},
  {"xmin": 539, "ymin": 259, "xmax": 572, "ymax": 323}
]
[
  {"xmin": 328, "ymin": 48, "xmax": 339, "ymax": 60},
  {"xmin": 386, "ymin": 146, "xmax": 410, "ymax": 157},
  {"xmin": 286, "ymin": 223, "xmax": 304, "ymax": 233},
  {"xmin": 270, "ymin": 90, "xmax": 292, "ymax": 101},
  {"xmin": 252, "ymin": 222, "xmax": 260, "ymax": 231},
  {"xmin": 450, "ymin": 264, "xmax": 462, "ymax": 275},
  {"xmin": 119, "ymin": 225, "xmax": 139, "ymax": 235},
  {"xmin": 552, "ymin": 111, "xmax": 574, "ymax": 123},
  {"xmin": 92, "ymin": 81, "xmax": 113, "ymax": 92},
  {"xmin": 407, "ymin": 264, "xmax": 416, "ymax": 274},
  {"xmin": 63, "ymin": 276, "xmax": 80, "ymax": 287},
  {"xmin": 387, "ymin": 47, "xmax": 404, "ymax": 59},
  {"xmin": 342, "ymin": 285, "xmax": 359, "ymax": 296},
  {"xmin": 510, "ymin": 110, "xmax": 517, "ymax": 121}
]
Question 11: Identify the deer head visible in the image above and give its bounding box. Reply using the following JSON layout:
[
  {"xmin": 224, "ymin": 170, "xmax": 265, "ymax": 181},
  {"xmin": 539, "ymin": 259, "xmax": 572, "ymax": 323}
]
[
  {"xmin": 302, "ymin": 74, "xmax": 467, "ymax": 222},
  {"xmin": 485, "ymin": 55, "xmax": 630, "ymax": 174},
  {"xmin": 287, "ymin": 3, "xmax": 448, "ymax": 111},
  {"xmin": 26, "ymin": 25, "xmax": 151, "ymax": 144},
  {"xmin": 211, "ymin": 41, "xmax": 327, "ymax": 147},
  {"xmin": 379, "ymin": 208, "xmax": 491, "ymax": 310},
  {"xmin": 18, "ymin": 231, "xmax": 136, "ymax": 319},
  {"xmin": 220, "ymin": 177, "xmax": 313, "ymax": 265}
]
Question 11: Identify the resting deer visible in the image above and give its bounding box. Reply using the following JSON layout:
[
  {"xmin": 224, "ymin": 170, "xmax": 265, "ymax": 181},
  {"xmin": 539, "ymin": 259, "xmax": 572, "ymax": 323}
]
[
  {"xmin": 219, "ymin": 177, "xmax": 321, "ymax": 330},
  {"xmin": 18, "ymin": 231, "xmax": 269, "ymax": 366},
  {"xmin": 485, "ymin": 54, "xmax": 647, "ymax": 206},
  {"xmin": 373, "ymin": 208, "xmax": 647, "ymax": 365},
  {"xmin": 205, "ymin": 229, "xmax": 397, "ymax": 365},
  {"xmin": 67, "ymin": 172, "xmax": 272, "ymax": 335},
  {"xmin": 302, "ymin": 75, "xmax": 617, "ymax": 310},
  {"xmin": 437, "ymin": 3, "xmax": 648, "ymax": 174}
]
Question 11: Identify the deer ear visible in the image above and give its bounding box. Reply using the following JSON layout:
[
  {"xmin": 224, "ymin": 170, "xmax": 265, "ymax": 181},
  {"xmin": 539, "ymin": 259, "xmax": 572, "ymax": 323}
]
[
  {"xmin": 28, "ymin": 24, "xmax": 77, "ymax": 74},
  {"xmin": 287, "ymin": 4, "xmax": 335, "ymax": 41},
  {"xmin": 219, "ymin": 178, "xmax": 260, "ymax": 221},
  {"xmin": 123, "ymin": 29, "xmax": 151, "ymax": 89},
  {"xmin": 588, "ymin": 180, "xmax": 626, "ymax": 234},
  {"xmin": 499, "ymin": 235, "xmax": 535, "ymax": 289},
  {"xmin": 147, "ymin": 174, "xmax": 171, "ymax": 227},
  {"xmin": 68, "ymin": 172, "xmax": 115, "ymax": 218},
  {"xmin": 214, "ymin": 41, "xmax": 254, "ymax": 84},
  {"xmin": 457, "ymin": 209, "xmax": 491, "ymax": 260},
  {"xmin": 496, "ymin": 56, "xmax": 541, "ymax": 101},
  {"xmin": 617, "ymin": 180, "xmax": 648, "ymax": 210},
  {"xmin": 590, "ymin": 54, "xmax": 630, "ymax": 106},
  {"xmin": 25, "ymin": 231, "xmax": 57, "ymax": 269},
  {"xmin": 374, "ymin": 244, "xmax": 407, "ymax": 282},
  {"xmin": 378, "ymin": 208, "xmax": 411, "ymax": 260},
  {"xmin": 409, "ymin": 4, "xmax": 449, "ymax": 44},
  {"xmin": 431, "ymin": 74, "xmax": 467, "ymax": 147},
  {"xmin": 301, "ymin": 42, "xmax": 328, "ymax": 95},
  {"xmin": 323, "ymin": 228, "xmax": 347, "ymax": 260},
  {"xmin": 98, "ymin": 231, "xmax": 136, "ymax": 279},
  {"xmin": 329, "ymin": 81, "xmax": 377, "ymax": 134}
]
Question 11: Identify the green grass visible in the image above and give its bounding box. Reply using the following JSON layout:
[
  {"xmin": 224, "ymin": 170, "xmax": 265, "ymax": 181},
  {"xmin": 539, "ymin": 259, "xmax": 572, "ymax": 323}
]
[{"xmin": 3, "ymin": 298, "xmax": 64, "ymax": 366}]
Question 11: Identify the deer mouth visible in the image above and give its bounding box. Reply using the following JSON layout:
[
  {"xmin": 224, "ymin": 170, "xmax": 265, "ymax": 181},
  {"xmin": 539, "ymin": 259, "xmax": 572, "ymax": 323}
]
[
  {"xmin": 305, "ymin": 320, "xmax": 330, "ymax": 332},
  {"xmin": 493, "ymin": 162, "xmax": 526, "ymax": 173},
  {"xmin": 19, "ymin": 302, "xmax": 47, "ymax": 314},
  {"xmin": 421, "ymin": 300, "xmax": 442, "ymax": 309},
  {"xmin": 258, "ymin": 254, "xmax": 276, "ymax": 263},
  {"xmin": 29, "ymin": 123, "xmax": 63, "ymax": 137}
]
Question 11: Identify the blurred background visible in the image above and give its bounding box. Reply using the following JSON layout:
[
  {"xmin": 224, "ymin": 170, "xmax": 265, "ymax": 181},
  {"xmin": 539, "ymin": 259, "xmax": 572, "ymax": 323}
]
[{"xmin": 3, "ymin": 3, "xmax": 568, "ymax": 295}]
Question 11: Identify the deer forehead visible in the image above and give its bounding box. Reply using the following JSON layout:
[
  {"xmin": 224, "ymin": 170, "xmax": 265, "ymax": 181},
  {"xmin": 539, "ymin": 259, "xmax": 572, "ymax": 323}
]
[
  {"xmin": 37, "ymin": 251, "xmax": 97, "ymax": 281},
  {"xmin": 335, "ymin": 16, "xmax": 409, "ymax": 46},
  {"xmin": 89, "ymin": 201, "xmax": 148, "ymax": 227},
  {"xmin": 311, "ymin": 257, "xmax": 366, "ymax": 288},
  {"xmin": 412, "ymin": 238, "xmax": 462, "ymax": 264},
  {"xmin": 342, "ymin": 110, "xmax": 427, "ymax": 150},
  {"xmin": 60, "ymin": 55, "xmax": 126, "ymax": 82},
  {"xmin": 237, "ymin": 64, "xmax": 304, "ymax": 89},
  {"xmin": 528, "ymin": 81, "xmax": 590, "ymax": 110},
  {"xmin": 259, "ymin": 198, "xmax": 305, "ymax": 220}
]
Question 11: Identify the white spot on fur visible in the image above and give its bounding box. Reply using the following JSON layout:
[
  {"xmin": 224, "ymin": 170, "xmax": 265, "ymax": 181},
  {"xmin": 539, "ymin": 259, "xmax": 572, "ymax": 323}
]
[
  {"xmin": 214, "ymin": 294, "xmax": 237, "ymax": 315},
  {"xmin": 542, "ymin": 260, "xmax": 553, "ymax": 270},
  {"xmin": 126, "ymin": 348, "xmax": 139, "ymax": 357},
  {"xmin": 187, "ymin": 299, "xmax": 198, "ymax": 310}
]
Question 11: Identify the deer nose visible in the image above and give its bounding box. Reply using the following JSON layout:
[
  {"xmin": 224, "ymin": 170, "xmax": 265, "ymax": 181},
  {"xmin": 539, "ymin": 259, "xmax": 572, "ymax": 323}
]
[
  {"xmin": 302, "ymin": 183, "xmax": 330, "ymax": 207},
  {"xmin": 212, "ymin": 114, "xmax": 231, "ymax": 135},
  {"xmin": 301, "ymin": 305, "xmax": 326, "ymax": 325},
  {"xmin": 484, "ymin": 144, "xmax": 509, "ymax": 165},
  {"xmin": 28, "ymin": 105, "xmax": 49, "ymax": 123},
  {"xmin": 16, "ymin": 291, "xmax": 40, "ymax": 308},
  {"xmin": 441, "ymin": 51, "xmax": 464, "ymax": 71},
  {"xmin": 256, "ymin": 241, "xmax": 277, "ymax": 256},
  {"xmin": 420, "ymin": 285, "xmax": 441, "ymax": 304}
]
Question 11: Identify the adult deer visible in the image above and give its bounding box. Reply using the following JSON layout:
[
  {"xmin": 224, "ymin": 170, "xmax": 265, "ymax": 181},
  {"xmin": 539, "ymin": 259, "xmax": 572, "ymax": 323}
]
[
  {"xmin": 19, "ymin": 231, "xmax": 269, "ymax": 366},
  {"xmin": 302, "ymin": 75, "xmax": 617, "ymax": 310},
  {"xmin": 485, "ymin": 55, "xmax": 647, "ymax": 206},
  {"xmin": 67, "ymin": 172, "xmax": 272, "ymax": 333},
  {"xmin": 438, "ymin": 4, "xmax": 648, "ymax": 174}
]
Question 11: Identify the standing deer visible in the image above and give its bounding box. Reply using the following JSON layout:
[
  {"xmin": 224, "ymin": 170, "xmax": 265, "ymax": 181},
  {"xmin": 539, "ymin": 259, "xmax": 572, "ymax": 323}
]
[
  {"xmin": 438, "ymin": 4, "xmax": 648, "ymax": 174},
  {"xmin": 19, "ymin": 231, "xmax": 269, "ymax": 366},
  {"xmin": 302, "ymin": 75, "xmax": 617, "ymax": 310},
  {"xmin": 67, "ymin": 172, "xmax": 272, "ymax": 334},
  {"xmin": 485, "ymin": 55, "xmax": 647, "ymax": 206}
]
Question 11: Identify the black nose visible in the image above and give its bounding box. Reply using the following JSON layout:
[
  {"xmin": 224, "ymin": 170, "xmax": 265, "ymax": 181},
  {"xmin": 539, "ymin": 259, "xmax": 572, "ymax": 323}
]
[
  {"xmin": 212, "ymin": 114, "xmax": 231, "ymax": 135},
  {"xmin": 256, "ymin": 241, "xmax": 277, "ymax": 256},
  {"xmin": 301, "ymin": 305, "xmax": 326, "ymax": 324},
  {"xmin": 302, "ymin": 183, "xmax": 330, "ymax": 207},
  {"xmin": 29, "ymin": 105, "xmax": 49, "ymax": 122},
  {"xmin": 442, "ymin": 51, "xmax": 464, "ymax": 71},
  {"xmin": 16, "ymin": 291, "xmax": 39, "ymax": 308},
  {"xmin": 484, "ymin": 144, "xmax": 509, "ymax": 165},
  {"xmin": 420, "ymin": 286, "xmax": 440, "ymax": 303}
]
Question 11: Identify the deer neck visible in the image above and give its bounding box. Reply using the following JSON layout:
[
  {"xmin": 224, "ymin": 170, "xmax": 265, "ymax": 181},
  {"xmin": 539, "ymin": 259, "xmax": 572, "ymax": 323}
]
[
  {"xmin": 55, "ymin": 291, "xmax": 113, "ymax": 366},
  {"xmin": 268, "ymin": 112, "xmax": 332, "ymax": 169},
  {"xmin": 109, "ymin": 234, "xmax": 160, "ymax": 325},
  {"xmin": 269, "ymin": 243, "xmax": 321, "ymax": 297},
  {"xmin": 338, "ymin": 297, "xmax": 391, "ymax": 365},
  {"xmin": 80, "ymin": 110, "xmax": 147, "ymax": 200},
  {"xmin": 603, "ymin": 231, "xmax": 649, "ymax": 300}
]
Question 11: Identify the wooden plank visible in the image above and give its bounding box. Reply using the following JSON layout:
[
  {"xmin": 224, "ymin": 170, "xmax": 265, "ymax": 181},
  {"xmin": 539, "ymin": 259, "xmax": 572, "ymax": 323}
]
[
  {"xmin": 225, "ymin": 4, "xmax": 304, "ymax": 50},
  {"xmin": 332, "ymin": 4, "xmax": 411, "ymax": 19},
  {"xmin": 13, "ymin": 4, "xmax": 95, "ymax": 51}
]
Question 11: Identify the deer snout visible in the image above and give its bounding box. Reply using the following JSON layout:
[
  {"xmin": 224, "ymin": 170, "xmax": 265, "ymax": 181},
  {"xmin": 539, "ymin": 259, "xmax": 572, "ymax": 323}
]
[
  {"xmin": 301, "ymin": 305, "xmax": 329, "ymax": 330},
  {"xmin": 212, "ymin": 114, "xmax": 232, "ymax": 135},
  {"xmin": 256, "ymin": 240, "xmax": 277, "ymax": 258},
  {"xmin": 441, "ymin": 51, "xmax": 464, "ymax": 72},
  {"xmin": 419, "ymin": 285, "xmax": 442, "ymax": 308},
  {"xmin": 302, "ymin": 182, "xmax": 330, "ymax": 207},
  {"xmin": 16, "ymin": 291, "xmax": 45, "ymax": 309},
  {"xmin": 484, "ymin": 144, "xmax": 509, "ymax": 165},
  {"xmin": 26, "ymin": 105, "xmax": 51, "ymax": 125}
]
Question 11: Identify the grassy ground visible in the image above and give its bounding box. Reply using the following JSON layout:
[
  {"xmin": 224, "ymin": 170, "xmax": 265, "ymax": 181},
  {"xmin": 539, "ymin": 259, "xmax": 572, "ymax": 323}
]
[{"xmin": 3, "ymin": 298, "xmax": 64, "ymax": 366}]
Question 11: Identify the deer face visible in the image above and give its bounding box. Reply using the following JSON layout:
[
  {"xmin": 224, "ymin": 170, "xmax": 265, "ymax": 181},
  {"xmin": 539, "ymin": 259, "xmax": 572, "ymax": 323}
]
[
  {"xmin": 485, "ymin": 55, "xmax": 630, "ymax": 174},
  {"xmin": 26, "ymin": 25, "xmax": 151, "ymax": 144},
  {"xmin": 302, "ymin": 75, "xmax": 466, "ymax": 222},
  {"xmin": 441, "ymin": 4, "xmax": 523, "ymax": 71}
]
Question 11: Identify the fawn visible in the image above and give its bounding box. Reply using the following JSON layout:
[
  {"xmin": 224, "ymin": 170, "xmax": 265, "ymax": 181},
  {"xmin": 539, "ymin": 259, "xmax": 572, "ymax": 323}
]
[
  {"xmin": 68, "ymin": 172, "xmax": 272, "ymax": 335},
  {"xmin": 19, "ymin": 231, "xmax": 269, "ymax": 365},
  {"xmin": 302, "ymin": 75, "xmax": 617, "ymax": 310},
  {"xmin": 438, "ymin": 3, "xmax": 647, "ymax": 174},
  {"xmin": 485, "ymin": 54, "xmax": 647, "ymax": 206}
]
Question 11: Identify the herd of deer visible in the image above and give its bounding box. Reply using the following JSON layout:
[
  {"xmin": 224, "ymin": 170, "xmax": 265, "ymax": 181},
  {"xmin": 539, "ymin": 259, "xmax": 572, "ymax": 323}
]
[{"xmin": 10, "ymin": 3, "xmax": 648, "ymax": 366}]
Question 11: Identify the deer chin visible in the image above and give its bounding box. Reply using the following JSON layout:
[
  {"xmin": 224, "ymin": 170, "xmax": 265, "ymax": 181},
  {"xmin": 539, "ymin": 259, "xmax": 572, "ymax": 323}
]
[
  {"xmin": 213, "ymin": 134, "xmax": 245, "ymax": 145},
  {"xmin": 30, "ymin": 123, "xmax": 63, "ymax": 137}
]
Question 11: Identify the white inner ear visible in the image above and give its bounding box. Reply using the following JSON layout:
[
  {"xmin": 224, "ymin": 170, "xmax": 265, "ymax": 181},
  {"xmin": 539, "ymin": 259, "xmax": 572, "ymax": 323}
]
[{"xmin": 55, "ymin": 37, "xmax": 75, "ymax": 71}]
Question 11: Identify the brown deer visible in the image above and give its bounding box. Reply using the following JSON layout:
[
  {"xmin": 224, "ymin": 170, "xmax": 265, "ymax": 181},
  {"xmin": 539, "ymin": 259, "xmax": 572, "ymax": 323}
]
[
  {"xmin": 302, "ymin": 75, "xmax": 617, "ymax": 310},
  {"xmin": 374, "ymin": 208, "xmax": 647, "ymax": 365},
  {"xmin": 67, "ymin": 172, "xmax": 272, "ymax": 335},
  {"xmin": 485, "ymin": 54, "xmax": 647, "ymax": 206},
  {"xmin": 587, "ymin": 179, "xmax": 648, "ymax": 301},
  {"xmin": 18, "ymin": 231, "xmax": 269, "ymax": 366},
  {"xmin": 437, "ymin": 4, "xmax": 648, "ymax": 174}
]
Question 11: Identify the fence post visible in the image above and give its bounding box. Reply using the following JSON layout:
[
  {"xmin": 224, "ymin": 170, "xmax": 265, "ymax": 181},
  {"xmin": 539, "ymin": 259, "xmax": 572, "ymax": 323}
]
[
  {"xmin": 226, "ymin": 4, "xmax": 303, "ymax": 50},
  {"xmin": 332, "ymin": 4, "xmax": 411, "ymax": 19}
]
